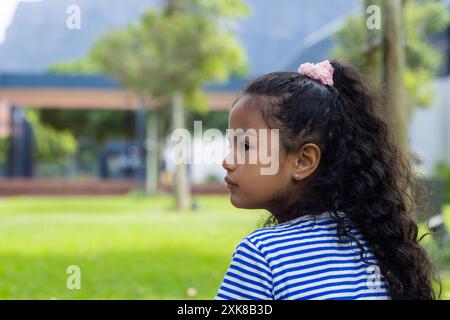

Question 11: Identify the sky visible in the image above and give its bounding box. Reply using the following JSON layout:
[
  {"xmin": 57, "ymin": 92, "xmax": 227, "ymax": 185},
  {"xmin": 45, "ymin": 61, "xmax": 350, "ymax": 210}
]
[{"xmin": 0, "ymin": 0, "xmax": 43, "ymax": 44}]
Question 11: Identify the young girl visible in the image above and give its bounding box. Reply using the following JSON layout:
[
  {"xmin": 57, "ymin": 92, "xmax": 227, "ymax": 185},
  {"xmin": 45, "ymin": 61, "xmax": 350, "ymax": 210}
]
[{"xmin": 216, "ymin": 60, "xmax": 438, "ymax": 300}]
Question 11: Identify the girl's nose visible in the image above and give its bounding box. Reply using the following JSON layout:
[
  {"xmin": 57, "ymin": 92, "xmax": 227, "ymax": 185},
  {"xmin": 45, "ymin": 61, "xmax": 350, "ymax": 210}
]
[{"xmin": 222, "ymin": 152, "xmax": 237, "ymax": 172}]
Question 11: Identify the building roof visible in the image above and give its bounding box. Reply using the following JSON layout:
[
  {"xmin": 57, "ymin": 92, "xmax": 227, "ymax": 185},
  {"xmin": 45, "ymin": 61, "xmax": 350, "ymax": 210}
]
[{"xmin": 0, "ymin": 73, "xmax": 246, "ymax": 110}]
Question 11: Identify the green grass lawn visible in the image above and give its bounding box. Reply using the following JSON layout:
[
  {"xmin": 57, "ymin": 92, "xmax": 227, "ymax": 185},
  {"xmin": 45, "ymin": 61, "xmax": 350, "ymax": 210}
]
[
  {"xmin": 0, "ymin": 195, "xmax": 266, "ymax": 299},
  {"xmin": 0, "ymin": 195, "xmax": 449, "ymax": 300}
]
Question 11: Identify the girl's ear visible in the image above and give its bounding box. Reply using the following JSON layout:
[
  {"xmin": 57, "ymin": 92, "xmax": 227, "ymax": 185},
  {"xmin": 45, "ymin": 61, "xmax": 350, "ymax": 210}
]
[{"xmin": 292, "ymin": 143, "xmax": 321, "ymax": 181}]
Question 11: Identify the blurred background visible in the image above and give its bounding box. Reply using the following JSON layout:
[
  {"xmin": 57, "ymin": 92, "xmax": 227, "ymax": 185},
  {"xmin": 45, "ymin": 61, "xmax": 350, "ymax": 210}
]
[{"xmin": 0, "ymin": 0, "xmax": 449, "ymax": 299}]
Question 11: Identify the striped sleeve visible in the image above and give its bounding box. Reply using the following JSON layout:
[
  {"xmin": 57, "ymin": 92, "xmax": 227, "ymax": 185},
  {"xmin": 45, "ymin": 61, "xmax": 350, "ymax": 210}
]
[{"xmin": 215, "ymin": 238, "xmax": 274, "ymax": 300}]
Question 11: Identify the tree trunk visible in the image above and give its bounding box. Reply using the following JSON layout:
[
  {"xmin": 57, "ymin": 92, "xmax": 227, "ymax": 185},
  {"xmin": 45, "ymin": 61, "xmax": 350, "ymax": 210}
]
[
  {"xmin": 155, "ymin": 107, "xmax": 166, "ymax": 193},
  {"xmin": 146, "ymin": 106, "xmax": 159, "ymax": 195},
  {"xmin": 383, "ymin": 0, "xmax": 415, "ymax": 213},
  {"xmin": 171, "ymin": 91, "xmax": 191, "ymax": 211},
  {"xmin": 383, "ymin": 0, "xmax": 408, "ymax": 153}
]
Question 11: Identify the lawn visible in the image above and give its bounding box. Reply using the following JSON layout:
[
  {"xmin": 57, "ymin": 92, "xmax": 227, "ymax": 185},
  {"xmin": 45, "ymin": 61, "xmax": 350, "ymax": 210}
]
[
  {"xmin": 0, "ymin": 195, "xmax": 448, "ymax": 300},
  {"xmin": 0, "ymin": 195, "xmax": 266, "ymax": 299}
]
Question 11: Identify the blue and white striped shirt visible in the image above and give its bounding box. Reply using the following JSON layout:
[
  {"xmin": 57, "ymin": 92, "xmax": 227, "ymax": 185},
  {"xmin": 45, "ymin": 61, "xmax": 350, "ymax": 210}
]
[{"xmin": 216, "ymin": 212, "xmax": 390, "ymax": 300}]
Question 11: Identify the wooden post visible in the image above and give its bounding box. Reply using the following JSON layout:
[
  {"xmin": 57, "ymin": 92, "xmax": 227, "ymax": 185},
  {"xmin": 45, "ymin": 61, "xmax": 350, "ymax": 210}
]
[{"xmin": 383, "ymin": 0, "xmax": 408, "ymax": 152}]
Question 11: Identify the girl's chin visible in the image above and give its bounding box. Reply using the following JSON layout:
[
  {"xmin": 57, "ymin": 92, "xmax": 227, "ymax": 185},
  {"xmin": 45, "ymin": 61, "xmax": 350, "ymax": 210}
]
[
  {"xmin": 229, "ymin": 193, "xmax": 246, "ymax": 209},
  {"xmin": 229, "ymin": 193, "xmax": 260, "ymax": 210}
]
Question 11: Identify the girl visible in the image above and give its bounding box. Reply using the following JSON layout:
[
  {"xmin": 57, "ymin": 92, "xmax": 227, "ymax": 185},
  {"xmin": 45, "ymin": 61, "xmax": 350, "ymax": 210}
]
[{"xmin": 216, "ymin": 60, "xmax": 438, "ymax": 300}]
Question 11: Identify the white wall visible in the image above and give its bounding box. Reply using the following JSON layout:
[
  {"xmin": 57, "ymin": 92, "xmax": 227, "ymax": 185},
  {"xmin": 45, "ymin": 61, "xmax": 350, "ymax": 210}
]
[{"xmin": 409, "ymin": 76, "xmax": 450, "ymax": 176}]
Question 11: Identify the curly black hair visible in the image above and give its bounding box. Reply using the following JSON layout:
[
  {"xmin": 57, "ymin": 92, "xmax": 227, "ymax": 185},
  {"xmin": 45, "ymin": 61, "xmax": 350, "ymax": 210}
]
[{"xmin": 243, "ymin": 60, "xmax": 440, "ymax": 300}]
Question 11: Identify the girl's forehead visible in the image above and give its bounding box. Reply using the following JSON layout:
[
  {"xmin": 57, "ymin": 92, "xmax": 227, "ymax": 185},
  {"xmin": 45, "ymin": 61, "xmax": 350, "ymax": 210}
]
[{"xmin": 229, "ymin": 95, "xmax": 268, "ymax": 131}]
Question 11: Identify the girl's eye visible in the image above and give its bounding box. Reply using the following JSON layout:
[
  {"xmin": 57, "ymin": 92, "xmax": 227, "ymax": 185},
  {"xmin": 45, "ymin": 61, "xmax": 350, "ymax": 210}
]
[{"xmin": 240, "ymin": 142, "xmax": 250, "ymax": 151}]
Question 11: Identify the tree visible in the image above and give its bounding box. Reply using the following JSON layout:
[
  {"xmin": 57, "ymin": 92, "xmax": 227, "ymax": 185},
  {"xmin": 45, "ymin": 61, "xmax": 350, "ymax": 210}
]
[
  {"xmin": 25, "ymin": 110, "xmax": 77, "ymax": 165},
  {"xmin": 38, "ymin": 109, "xmax": 136, "ymax": 142},
  {"xmin": 59, "ymin": 0, "xmax": 248, "ymax": 210},
  {"xmin": 332, "ymin": 0, "xmax": 450, "ymax": 148},
  {"xmin": 383, "ymin": 0, "xmax": 408, "ymax": 150}
]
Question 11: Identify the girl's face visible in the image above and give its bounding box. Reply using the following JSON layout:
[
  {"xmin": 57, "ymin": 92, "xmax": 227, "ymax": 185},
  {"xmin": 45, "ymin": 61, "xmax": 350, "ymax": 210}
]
[{"xmin": 222, "ymin": 94, "xmax": 320, "ymax": 215}]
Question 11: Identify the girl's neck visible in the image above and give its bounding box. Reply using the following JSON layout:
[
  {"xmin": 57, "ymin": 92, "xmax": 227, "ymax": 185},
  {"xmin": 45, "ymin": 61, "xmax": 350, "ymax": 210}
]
[{"xmin": 268, "ymin": 199, "xmax": 330, "ymax": 224}]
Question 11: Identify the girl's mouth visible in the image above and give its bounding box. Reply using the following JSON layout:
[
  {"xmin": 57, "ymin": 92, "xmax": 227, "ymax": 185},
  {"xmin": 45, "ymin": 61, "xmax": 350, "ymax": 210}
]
[{"xmin": 225, "ymin": 177, "xmax": 239, "ymax": 190}]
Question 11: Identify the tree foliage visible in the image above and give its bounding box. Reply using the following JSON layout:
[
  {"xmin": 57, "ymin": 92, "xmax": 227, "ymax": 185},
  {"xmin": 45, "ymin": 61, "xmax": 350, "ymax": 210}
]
[
  {"xmin": 48, "ymin": 0, "xmax": 248, "ymax": 149},
  {"xmin": 25, "ymin": 110, "xmax": 77, "ymax": 164},
  {"xmin": 332, "ymin": 0, "xmax": 450, "ymax": 121},
  {"xmin": 52, "ymin": 0, "xmax": 248, "ymax": 110}
]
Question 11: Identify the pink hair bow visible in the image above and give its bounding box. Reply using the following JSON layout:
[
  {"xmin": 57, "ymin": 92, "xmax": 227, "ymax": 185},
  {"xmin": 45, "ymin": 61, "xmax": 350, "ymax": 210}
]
[{"xmin": 298, "ymin": 60, "xmax": 335, "ymax": 86}]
